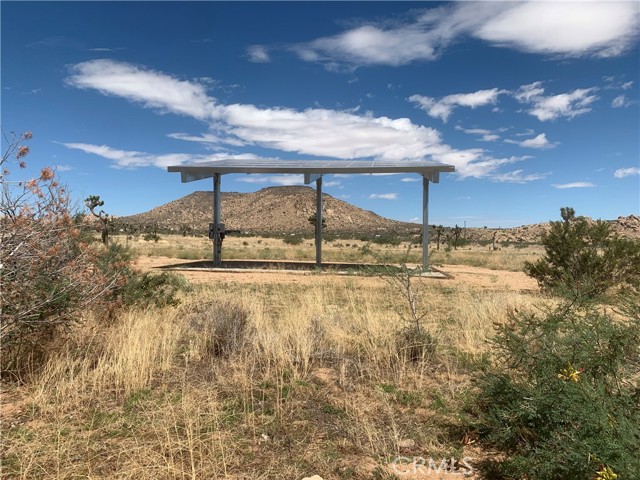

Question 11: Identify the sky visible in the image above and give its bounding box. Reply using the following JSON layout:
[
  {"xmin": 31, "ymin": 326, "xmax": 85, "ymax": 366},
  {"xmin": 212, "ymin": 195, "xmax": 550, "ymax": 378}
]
[{"xmin": 2, "ymin": 1, "xmax": 639, "ymax": 227}]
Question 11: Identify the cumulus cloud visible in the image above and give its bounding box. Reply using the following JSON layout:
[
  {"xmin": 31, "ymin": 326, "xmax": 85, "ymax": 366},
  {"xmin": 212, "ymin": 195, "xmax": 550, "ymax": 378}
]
[
  {"xmin": 288, "ymin": 2, "xmax": 640, "ymax": 68},
  {"xmin": 408, "ymin": 88, "xmax": 504, "ymax": 122},
  {"xmin": 552, "ymin": 182, "xmax": 596, "ymax": 189},
  {"xmin": 515, "ymin": 81, "xmax": 598, "ymax": 121},
  {"xmin": 64, "ymin": 59, "xmax": 546, "ymax": 182},
  {"xmin": 614, "ymin": 167, "xmax": 640, "ymax": 178},
  {"xmin": 246, "ymin": 45, "xmax": 271, "ymax": 63},
  {"xmin": 368, "ymin": 193, "xmax": 398, "ymax": 200}
]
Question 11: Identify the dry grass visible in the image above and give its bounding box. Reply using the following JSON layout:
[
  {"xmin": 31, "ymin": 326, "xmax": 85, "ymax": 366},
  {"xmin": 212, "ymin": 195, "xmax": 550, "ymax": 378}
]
[
  {"xmin": 115, "ymin": 234, "xmax": 543, "ymax": 272},
  {"xmin": 2, "ymin": 272, "xmax": 540, "ymax": 479}
]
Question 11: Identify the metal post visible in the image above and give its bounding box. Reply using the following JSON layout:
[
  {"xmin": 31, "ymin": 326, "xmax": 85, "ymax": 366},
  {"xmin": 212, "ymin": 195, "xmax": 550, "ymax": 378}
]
[
  {"xmin": 422, "ymin": 176, "xmax": 429, "ymax": 271},
  {"xmin": 213, "ymin": 173, "xmax": 222, "ymax": 267},
  {"xmin": 315, "ymin": 176, "xmax": 323, "ymax": 268}
]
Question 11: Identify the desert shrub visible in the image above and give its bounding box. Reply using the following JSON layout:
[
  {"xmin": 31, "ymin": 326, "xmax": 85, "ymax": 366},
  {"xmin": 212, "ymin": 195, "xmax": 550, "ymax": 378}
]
[
  {"xmin": 182, "ymin": 300, "xmax": 251, "ymax": 358},
  {"xmin": 0, "ymin": 132, "xmax": 122, "ymax": 375},
  {"xmin": 120, "ymin": 272, "xmax": 189, "ymax": 308},
  {"xmin": 143, "ymin": 232, "xmax": 161, "ymax": 242},
  {"xmin": 282, "ymin": 235, "xmax": 303, "ymax": 245},
  {"xmin": 372, "ymin": 234, "xmax": 402, "ymax": 246},
  {"xmin": 396, "ymin": 324, "xmax": 437, "ymax": 363},
  {"xmin": 469, "ymin": 299, "xmax": 640, "ymax": 479},
  {"xmin": 525, "ymin": 207, "xmax": 640, "ymax": 300}
]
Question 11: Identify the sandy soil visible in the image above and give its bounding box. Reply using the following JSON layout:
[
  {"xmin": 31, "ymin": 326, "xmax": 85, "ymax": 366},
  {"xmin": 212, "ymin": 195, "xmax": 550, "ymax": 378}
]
[{"xmin": 135, "ymin": 255, "xmax": 539, "ymax": 292}]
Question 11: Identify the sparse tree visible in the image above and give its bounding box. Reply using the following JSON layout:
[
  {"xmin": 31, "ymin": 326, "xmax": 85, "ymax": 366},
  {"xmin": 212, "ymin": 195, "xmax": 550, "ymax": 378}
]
[
  {"xmin": 85, "ymin": 194, "xmax": 110, "ymax": 245},
  {"xmin": 435, "ymin": 225, "xmax": 444, "ymax": 250},
  {"xmin": 452, "ymin": 224, "xmax": 462, "ymax": 250}
]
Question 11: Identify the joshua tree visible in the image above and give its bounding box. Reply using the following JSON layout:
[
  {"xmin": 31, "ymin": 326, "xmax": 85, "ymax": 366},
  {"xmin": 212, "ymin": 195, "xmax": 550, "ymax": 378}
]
[
  {"xmin": 560, "ymin": 206, "xmax": 575, "ymax": 223},
  {"xmin": 435, "ymin": 225, "xmax": 444, "ymax": 250},
  {"xmin": 85, "ymin": 195, "xmax": 110, "ymax": 245},
  {"xmin": 452, "ymin": 224, "xmax": 462, "ymax": 250}
]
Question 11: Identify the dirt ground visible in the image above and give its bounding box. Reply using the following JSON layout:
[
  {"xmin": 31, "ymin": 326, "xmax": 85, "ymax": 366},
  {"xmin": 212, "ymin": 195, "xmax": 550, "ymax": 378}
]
[{"xmin": 135, "ymin": 255, "xmax": 539, "ymax": 292}]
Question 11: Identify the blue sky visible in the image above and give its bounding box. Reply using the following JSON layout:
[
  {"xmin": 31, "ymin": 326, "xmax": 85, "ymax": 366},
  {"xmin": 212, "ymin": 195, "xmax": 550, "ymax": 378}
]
[{"xmin": 2, "ymin": 1, "xmax": 639, "ymax": 227}]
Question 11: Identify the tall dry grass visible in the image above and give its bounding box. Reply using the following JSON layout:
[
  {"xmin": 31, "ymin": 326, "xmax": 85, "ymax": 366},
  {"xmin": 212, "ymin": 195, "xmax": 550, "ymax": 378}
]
[{"xmin": 3, "ymin": 276, "xmax": 540, "ymax": 478}]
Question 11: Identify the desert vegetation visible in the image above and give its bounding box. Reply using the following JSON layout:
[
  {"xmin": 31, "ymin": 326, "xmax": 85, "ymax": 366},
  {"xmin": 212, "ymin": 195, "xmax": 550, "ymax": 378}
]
[{"xmin": 2, "ymin": 134, "xmax": 638, "ymax": 479}]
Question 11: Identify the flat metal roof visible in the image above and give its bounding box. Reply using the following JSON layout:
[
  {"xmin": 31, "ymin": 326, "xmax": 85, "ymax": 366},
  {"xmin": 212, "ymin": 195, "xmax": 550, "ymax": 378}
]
[{"xmin": 168, "ymin": 159, "xmax": 455, "ymax": 182}]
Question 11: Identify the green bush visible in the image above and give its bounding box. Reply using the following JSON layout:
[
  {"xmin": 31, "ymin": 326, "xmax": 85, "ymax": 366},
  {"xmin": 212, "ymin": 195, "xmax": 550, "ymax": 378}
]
[
  {"xmin": 525, "ymin": 207, "xmax": 640, "ymax": 300},
  {"xmin": 282, "ymin": 235, "xmax": 303, "ymax": 245},
  {"xmin": 469, "ymin": 299, "xmax": 640, "ymax": 479},
  {"xmin": 120, "ymin": 272, "xmax": 188, "ymax": 308},
  {"xmin": 143, "ymin": 232, "xmax": 161, "ymax": 242}
]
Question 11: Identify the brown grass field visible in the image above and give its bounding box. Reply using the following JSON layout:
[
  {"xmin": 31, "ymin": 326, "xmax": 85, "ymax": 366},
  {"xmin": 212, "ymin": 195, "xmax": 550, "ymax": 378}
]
[{"xmin": 1, "ymin": 234, "xmax": 545, "ymax": 479}]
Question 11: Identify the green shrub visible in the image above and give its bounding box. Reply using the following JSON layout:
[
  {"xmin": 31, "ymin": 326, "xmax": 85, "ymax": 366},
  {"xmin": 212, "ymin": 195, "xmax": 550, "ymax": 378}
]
[
  {"xmin": 372, "ymin": 234, "xmax": 402, "ymax": 246},
  {"xmin": 143, "ymin": 232, "xmax": 161, "ymax": 242},
  {"xmin": 282, "ymin": 235, "xmax": 303, "ymax": 245},
  {"xmin": 121, "ymin": 272, "xmax": 189, "ymax": 308},
  {"xmin": 525, "ymin": 207, "xmax": 640, "ymax": 300},
  {"xmin": 469, "ymin": 299, "xmax": 640, "ymax": 479}
]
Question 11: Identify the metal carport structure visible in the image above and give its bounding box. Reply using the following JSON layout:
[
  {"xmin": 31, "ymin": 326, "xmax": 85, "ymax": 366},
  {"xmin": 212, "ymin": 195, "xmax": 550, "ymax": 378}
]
[{"xmin": 167, "ymin": 159, "xmax": 455, "ymax": 271}]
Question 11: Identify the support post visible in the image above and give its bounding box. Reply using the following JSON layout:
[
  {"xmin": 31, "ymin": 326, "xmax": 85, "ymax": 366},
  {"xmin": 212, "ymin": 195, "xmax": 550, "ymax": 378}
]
[
  {"xmin": 422, "ymin": 176, "xmax": 430, "ymax": 271},
  {"xmin": 315, "ymin": 176, "xmax": 323, "ymax": 268},
  {"xmin": 213, "ymin": 173, "xmax": 222, "ymax": 267}
]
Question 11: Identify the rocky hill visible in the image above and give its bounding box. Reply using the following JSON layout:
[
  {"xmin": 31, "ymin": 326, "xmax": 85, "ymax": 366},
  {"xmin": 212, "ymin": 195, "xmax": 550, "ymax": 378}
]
[
  {"xmin": 119, "ymin": 187, "xmax": 640, "ymax": 242},
  {"xmin": 120, "ymin": 186, "xmax": 417, "ymax": 235}
]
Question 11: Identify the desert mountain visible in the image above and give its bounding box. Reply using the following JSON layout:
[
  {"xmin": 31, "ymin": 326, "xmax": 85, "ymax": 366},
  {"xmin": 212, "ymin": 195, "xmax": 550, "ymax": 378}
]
[
  {"xmin": 119, "ymin": 186, "xmax": 640, "ymax": 242},
  {"xmin": 120, "ymin": 186, "xmax": 417, "ymax": 235}
]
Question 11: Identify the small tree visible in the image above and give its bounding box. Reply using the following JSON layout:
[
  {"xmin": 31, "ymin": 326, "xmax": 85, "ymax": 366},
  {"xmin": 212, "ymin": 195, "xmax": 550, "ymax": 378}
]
[
  {"xmin": 524, "ymin": 207, "xmax": 640, "ymax": 300},
  {"xmin": 452, "ymin": 224, "xmax": 462, "ymax": 250},
  {"xmin": 435, "ymin": 225, "xmax": 444, "ymax": 250},
  {"xmin": 85, "ymin": 195, "xmax": 110, "ymax": 245}
]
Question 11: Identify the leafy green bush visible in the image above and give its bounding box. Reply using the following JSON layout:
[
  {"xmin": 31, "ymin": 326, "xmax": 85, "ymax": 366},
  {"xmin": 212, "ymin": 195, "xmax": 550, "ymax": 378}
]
[
  {"xmin": 469, "ymin": 299, "xmax": 640, "ymax": 479},
  {"xmin": 525, "ymin": 207, "xmax": 640, "ymax": 300}
]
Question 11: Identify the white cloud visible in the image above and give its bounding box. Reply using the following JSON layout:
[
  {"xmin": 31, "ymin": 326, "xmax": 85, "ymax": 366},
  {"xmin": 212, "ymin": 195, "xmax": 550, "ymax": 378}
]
[
  {"xmin": 515, "ymin": 82, "xmax": 598, "ymax": 121},
  {"xmin": 61, "ymin": 142, "xmax": 262, "ymax": 169},
  {"xmin": 368, "ymin": 193, "xmax": 398, "ymax": 200},
  {"xmin": 293, "ymin": 25, "xmax": 438, "ymax": 67},
  {"xmin": 66, "ymin": 59, "xmax": 218, "ymax": 120},
  {"xmin": 247, "ymin": 45, "xmax": 271, "ymax": 63},
  {"xmin": 409, "ymin": 88, "xmax": 503, "ymax": 122},
  {"xmin": 474, "ymin": 2, "xmax": 639, "ymax": 58},
  {"xmin": 614, "ymin": 167, "xmax": 640, "ymax": 178},
  {"xmin": 323, "ymin": 180, "xmax": 342, "ymax": 187},
  {"xmin": 400, "ymin": 177, "xmax": 420, "ymax": 182},
  {"xmin": 455, "ymin": 125, "xmax": 502, "ymax": 142},
  {"xmin": 552, "ymin": 182, "xmax": 596, "ymax": 189},
  {"xmin": 65, "ymin": 59, "xmax": 545, "ymax": 183},
  {"xmin": 236, "ymin": 175, "xmax": 304, "ymax": 186},
  {"xmin": 611, "ymin": 95, "xmax": 634, "ymax": 108},
  {"xmin": 288, "ymin": 2, "xmax": 640, "ymax": 68},
  {"xmin": 505, "ymin": 133, "xmax": 556, "ymax": 149},
  {"xmin": 491, "ymin": 170, "xmax": 549, "ymax": 183},
  {"xmin": 55, "ymin": 164, "xmax": 74, "ymax": 172}
]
